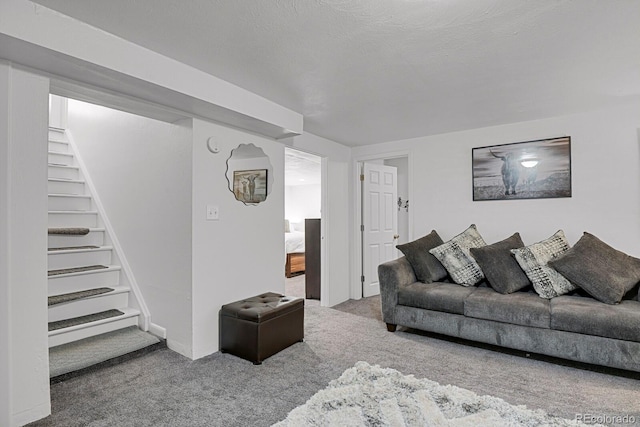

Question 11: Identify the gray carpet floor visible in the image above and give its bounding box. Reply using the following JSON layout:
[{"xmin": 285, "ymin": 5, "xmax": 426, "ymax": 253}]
[{"xmin": 29, "ymin": 297, "xmax": 640, "ymax": 427}]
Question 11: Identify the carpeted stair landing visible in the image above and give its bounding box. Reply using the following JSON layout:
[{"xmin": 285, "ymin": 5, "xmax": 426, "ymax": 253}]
[{"xmin": 49, "ymin": 326, "xmax": 164, "ymax": 380}]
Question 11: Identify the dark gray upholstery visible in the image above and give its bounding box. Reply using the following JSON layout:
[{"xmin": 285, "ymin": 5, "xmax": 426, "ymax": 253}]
[
  {"xmin": 464, "ymin": 287, "xmax": 550, "ymax": 329},
  {"xmin": 379, "ymin": 253, "xmax": 640, "ymax": 373},
  {"xmin": 378, "ymin": 257, "xmax": 415, "ymax": 325},
  {"xmin": 469, "ymin": 233, "xmax": 530, "ymax": 294},
  {"xmin": 399, "ymin": 282, "xmax": 475, "ymax": 314},
  {"xmin": 549, "ymin": 232, "xmax": 640, "ymax": 304},
  {"xmin": 396, "ymin": 230, "xmax": 448, "ymax": 283},
  {"xmin": 551, "ymin": 296, "xmax": 640, "ymax": 342}
]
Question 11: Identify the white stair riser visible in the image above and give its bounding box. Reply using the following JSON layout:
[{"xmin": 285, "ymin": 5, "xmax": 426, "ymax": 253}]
[
  {"xmin": 48, "ymin": 165, "xmax": 79, "ymax": 180},
  {"xmin": 48, "ymin": 195, "xmax": 92, "ymax": 211},
  {"xmin": 48, "ymin": 140, "xmax": 69, "ymax": 153},
  {"xmin": 48, "ymin": 152, "xmax": 74, "ymax": 166},
  {"xmin": 48, "ymin": 269, "xmax": 120, "ymax": 294},
  {"xmin": 48, "ymin": 249, "xmax": 112, "ymax": 270},
  {"xmin": 48, "ymin": 230, "xmax": 105, "ymax": 248},
  {"xmin": 49, "ymin": 315, "xmax": 139, "ymax": 348},
  {"xmin": 48, "ymin": 292, "xmax": 130, "ymax": 322},
  {"xmin": 48, "ymin": 180, "xmax": 85, "ymax": 195},
  {"xmin": 48, "ymin": 212, "xmax": 97, "ymax": 227}
]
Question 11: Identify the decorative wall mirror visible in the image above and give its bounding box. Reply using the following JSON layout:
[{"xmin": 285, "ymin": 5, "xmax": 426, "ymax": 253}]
[{"xmin": 226, "ymin": 143, "xmax": 273, "ymax": 205}]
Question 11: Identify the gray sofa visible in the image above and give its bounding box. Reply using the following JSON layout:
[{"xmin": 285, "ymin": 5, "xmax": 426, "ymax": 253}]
[{"xmin": 379, "ymin": 256, "xmax": 640, "ymax": 373}]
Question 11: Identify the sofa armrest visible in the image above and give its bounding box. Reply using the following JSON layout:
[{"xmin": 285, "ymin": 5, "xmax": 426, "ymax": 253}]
[{"xmin": 378, "ymin": 256, "xmax": 416, "ymax": 326}]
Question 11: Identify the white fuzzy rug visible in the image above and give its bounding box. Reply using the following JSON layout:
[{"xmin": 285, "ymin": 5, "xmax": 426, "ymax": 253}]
[{"xmin": 274, "ymin": 361, "xmax": 598, "ymax": 426}]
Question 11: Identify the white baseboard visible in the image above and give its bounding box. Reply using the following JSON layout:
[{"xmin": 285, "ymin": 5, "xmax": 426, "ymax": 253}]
[{"xmin": 148, "ymin": 322, "xmax": 166, "ymax": 339}]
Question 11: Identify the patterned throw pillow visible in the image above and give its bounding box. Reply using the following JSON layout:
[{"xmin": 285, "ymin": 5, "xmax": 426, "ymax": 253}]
[
  {"xmin": 511, "ymin": 230, "xmax": 576, "ymax": 299},
  {"xmin": 429, "ymin": 224, "xmax": 487, "ymax": 286}
]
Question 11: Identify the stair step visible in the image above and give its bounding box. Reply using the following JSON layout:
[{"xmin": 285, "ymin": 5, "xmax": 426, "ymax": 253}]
[
  {"xmin": 49, "ymin": 245, "xmax": 100, "ymax": 251},
  {"xmin": 48, "ymin": 227, "xmax": 105, "ymax": 248},
  {"xmin": 48, "ymin": 227, "xmax": 90, "ymax": 236},
  {"xmin": 48, "ymin": 178, "xmax": 85, "ymax": 195},
  {"xmin": 48, "ymin": 287, "xmax": 130, "ymax": 323},
  {"xmin": 48, "ymin": 245, "xmax": 112, "ymax": 270},
  {"xmin": 49, "ymin": 326, "xmax": 162, "ymax": 379},
  {"xmin": 48, "ymin": 211, "xmax": 98, "ymax": 228},
  {"xmin": 48, "ymin": 264, "xmax": 108, "ymax": 277},
  {"xmin": 48, "ymin": 265, "xmax": 121, "ymax": 294},
  {"xmin": 49, "ymin": 309, "xmax": 125, "ymax": 332},
  {"xmin": 48, "ymin": 151, "xmax": 74, "ymax": 166},
  {"xmin": 48, "ymin": 307, "xmax": 140, "ymax": 347},
  {"xmin": 48, "ymin": 194, "xmax": 92, "ymax": 211},
  {"xmin": 48, "ymin": 140, "xmax": 69, "ymax": 153},
  {"xmin": 48, "ymin": 164, "xmax": 79, "ymax": 180},
  {"xmin": 48, "ymin": 287, "xmax": 115, "ymax": 306}
]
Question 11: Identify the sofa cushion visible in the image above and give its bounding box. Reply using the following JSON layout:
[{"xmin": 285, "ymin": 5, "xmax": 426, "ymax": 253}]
[
  {"xmin": 511, "ymin": 230, "xmax": 576, "ymax": 299},
  {"xmin": 469, "ymin": 233, "xmax": 531, "ymax": 294},
  {"xmin": 429, "ymin": 224, "xmax": 486, "ymax": 286},
  {"xmin": 548, "ymin": 232, "xmax": 640, "ymax": 305},
  {"xmin": 396, "ymin": 230, "xmax": 448, "ymax": 283},
  {"xmin": 398, "ymin": 282, "xmax": 476, "ymax": 315},
  {"xmin": 464, "ymin": 287, "xmax": 551, "ymax": 329},
  {"xmin": 551, "ymin": 295, "xmax": 640, "ymax": 342}
]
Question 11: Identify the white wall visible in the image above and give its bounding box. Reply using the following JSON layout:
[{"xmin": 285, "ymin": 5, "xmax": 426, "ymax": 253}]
[
  {"xmin": 285, "ymin": 184, "xmax": 321, "ymax": 223},
  {"xmin": 192, "ymin": 119, "xmax": 285, "ymax": 359},
  {"xmin": 284, "ymin": 132, "xmax": 352, "ymax": 306},
  {"xmin": 353, "ymin": 102, "xmax": 640, "ymax": 255},
  {"xmin": 0, "ymin": 63, "xmax": 51, "ymax": 426},
  {"xmin": 67, "ymin": 100, "xmax": 194, "ymax": 357}
]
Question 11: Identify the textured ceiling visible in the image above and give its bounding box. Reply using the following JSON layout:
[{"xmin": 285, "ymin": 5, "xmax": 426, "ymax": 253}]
[
  {"xmin": 33, "ymin": 0, "xmax": 640, "ymax": 146},
  {"xmin": 285, "ymin": 148, "xmax": 321, "ymax": 186}
]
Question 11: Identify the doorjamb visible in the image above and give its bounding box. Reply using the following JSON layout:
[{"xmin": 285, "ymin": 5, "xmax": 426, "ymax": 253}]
[{"xmin": 351, "ymin": 150, "xmax": 413, "ymax": 300}]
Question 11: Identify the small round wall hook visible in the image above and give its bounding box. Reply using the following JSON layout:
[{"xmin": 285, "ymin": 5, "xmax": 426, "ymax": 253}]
[{"xmin": 207, "ymin": 137, "xmax": 220, "ymax": 154}]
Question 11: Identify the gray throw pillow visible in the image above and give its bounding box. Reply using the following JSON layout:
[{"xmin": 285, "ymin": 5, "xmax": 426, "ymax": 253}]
[
  {"xmin": 396, "ymin": 230, "xmax": 448, "ymax": 283},
  {"xmin": 511, "ymin": 230, "xmax": 576, "ymax": 299},
  {"xmin": 549, "ymin": 232, "xmax": 640, "ymax": 304},
  {"xmin": 469, "ymin": 233, "xmax": 530, "ymax": 294},
  {"xmin": 429, "ymin": 224, "xmax": 486, "ymax": 286}
]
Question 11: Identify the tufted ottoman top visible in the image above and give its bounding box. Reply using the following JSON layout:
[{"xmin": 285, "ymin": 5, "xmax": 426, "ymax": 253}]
[{"xmin": 220, "ymin": 292, "xmax": 304, "ymax": 322}]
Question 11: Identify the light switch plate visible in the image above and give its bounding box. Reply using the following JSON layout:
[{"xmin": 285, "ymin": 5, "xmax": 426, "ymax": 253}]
[{"xmin": 206, "ymin": 205, "xmax": 219, "ymax": 220}]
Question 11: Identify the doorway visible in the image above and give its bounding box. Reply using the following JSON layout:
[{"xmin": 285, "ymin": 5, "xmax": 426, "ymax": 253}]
[
  {"xmin": 354, "ymin": 154, "xmax": 410, "ymax": 299},
  {"xmin": 284, "ymin": 148, "xmax": 323, "ymax": 305}
]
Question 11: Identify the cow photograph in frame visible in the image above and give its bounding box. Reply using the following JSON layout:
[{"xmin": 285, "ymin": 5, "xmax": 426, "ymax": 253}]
[
  {"xmin": 472, "ymin": 136, "xmax": 571, "ymax": 201},
  {"xmin": 232, "ymin": 169, "xmax": 268, "ymax": 204}
]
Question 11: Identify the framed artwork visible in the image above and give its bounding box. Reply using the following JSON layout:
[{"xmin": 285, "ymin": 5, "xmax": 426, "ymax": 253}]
[
  {"xmin": 233, "ymin": 169, "xmax": 268, "ymax": 204},
  {"xmin": 472, "ymin": 136, "xmax": 571, "ymax": 201}
]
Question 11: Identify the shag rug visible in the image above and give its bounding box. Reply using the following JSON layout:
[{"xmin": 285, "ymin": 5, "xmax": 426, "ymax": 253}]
[{"xmin": 274, "ymin": 362, "xmax": 598, "ymax": 426}]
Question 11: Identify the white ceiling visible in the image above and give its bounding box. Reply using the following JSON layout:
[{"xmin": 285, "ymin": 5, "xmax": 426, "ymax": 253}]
[
  {"xmin": 34, "ymin": 0, "xmax": 640, "ymax": 146},
  {"xmin": 285, "ymin": 148, "xmax": 322, "ymax": 187}
]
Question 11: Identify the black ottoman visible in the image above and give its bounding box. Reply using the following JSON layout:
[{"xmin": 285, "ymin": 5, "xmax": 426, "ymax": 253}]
[{"xmin": 219, "ymin": 292, "xmax": 304, "ymax": 364}]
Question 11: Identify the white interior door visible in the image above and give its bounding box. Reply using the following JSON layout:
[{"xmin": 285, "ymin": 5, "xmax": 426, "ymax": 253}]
[{"xmin": 362, "ymin": 163, "xmax": 398, "ymax": 297}]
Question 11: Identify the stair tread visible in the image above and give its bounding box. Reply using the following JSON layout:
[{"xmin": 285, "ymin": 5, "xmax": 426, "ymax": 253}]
[
  {"xmin": 48, "ymin": 151, "xmax": 73, "ymax": 156},
  {"xmin": 48, "ymin": 227, "xmax": 90, "ymax": 235},
  {"xmin": 48, "ymin": 193, "xmax": 91, "ymax": 198},
  {"xmin": 48, "ymin": 265, "xmax": 109, "ymax": 276},
  {"xmin": 48, "ymin": 287, "xmax": 115, "ymax": 306},
  {"xmin": 48, "ymin": 245, "xmax": 110, "ymax": 252},
  {"xmin": 48, "ymin": 309, "xmax": 125, "ymax": 332},
  {"xmin": 48, "ymin": 307, "xmax": 139, "ymax": 337},
  {"xmin": 48, "ymin": 164, "xmax": 79, "ymax": 169},
  {"xmin": 48, "ymin": 177, "xmax": 84, "ymax": 183},
  {"xmin": 49, "ymin": 326, "xmax": 161, "ymax": 378},
  {"xmin": 49, "ymin": 210, "xmax": 97, "ymax": 214}
]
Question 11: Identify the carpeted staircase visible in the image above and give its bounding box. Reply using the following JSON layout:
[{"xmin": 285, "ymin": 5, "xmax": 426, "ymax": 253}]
[{"xmin": 47, "ymin": 127, "xmax": 161, "ymax": 380}]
